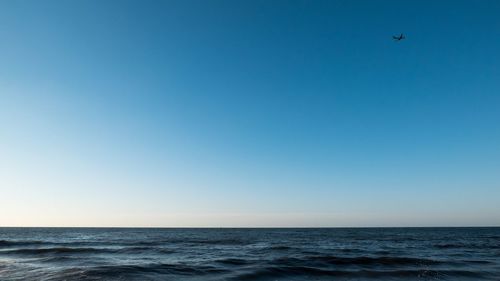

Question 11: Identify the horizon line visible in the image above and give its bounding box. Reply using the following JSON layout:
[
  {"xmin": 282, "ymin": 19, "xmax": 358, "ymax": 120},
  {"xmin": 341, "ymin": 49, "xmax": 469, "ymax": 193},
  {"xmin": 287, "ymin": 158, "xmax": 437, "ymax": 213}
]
[{"xmin": 1, "ymin": 225, "xmax": 499, "ymax": 229}]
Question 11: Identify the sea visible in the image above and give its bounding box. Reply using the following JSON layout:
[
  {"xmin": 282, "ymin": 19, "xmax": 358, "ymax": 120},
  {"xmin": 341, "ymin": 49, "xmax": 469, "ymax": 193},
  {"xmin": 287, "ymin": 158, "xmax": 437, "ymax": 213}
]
[{"xmin": 0, "ymin": 227, "xmax": 499, "ymax": 280}]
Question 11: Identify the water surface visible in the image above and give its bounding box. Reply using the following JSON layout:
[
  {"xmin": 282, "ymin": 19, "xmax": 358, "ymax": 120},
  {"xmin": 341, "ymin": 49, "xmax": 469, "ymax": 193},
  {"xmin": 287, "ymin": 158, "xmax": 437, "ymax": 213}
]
[{"xmin": 1, "ymin": 227, "xmax": 499, "ymax": 280}]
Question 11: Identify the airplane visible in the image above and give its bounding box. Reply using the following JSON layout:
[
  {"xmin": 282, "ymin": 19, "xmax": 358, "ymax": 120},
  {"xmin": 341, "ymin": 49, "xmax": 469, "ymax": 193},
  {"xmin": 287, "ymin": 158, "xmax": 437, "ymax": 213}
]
[{"xmin": 393, "ymin": 33, "xmax": 405, "ymax": 41}]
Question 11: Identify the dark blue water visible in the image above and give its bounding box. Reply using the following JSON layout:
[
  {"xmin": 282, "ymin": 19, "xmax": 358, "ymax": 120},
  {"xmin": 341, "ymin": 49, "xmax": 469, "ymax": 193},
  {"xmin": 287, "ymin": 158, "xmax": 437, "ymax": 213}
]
[{"xmin": 0, "ymin": 228, "xmax": 499, "ymax": 280}]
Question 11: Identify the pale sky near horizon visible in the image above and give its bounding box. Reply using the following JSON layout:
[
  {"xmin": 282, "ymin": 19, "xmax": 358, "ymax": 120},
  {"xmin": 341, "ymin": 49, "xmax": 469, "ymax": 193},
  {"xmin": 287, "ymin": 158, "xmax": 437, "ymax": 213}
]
[{"xmin": 1, "ymin": 0, "xmax": 499, "ymax": 227}]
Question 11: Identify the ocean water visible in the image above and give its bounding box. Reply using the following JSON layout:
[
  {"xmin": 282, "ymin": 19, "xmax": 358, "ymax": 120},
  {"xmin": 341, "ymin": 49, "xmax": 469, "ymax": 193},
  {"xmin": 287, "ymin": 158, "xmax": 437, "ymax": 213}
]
[{"xmin": 0, "ymin": 228, "xmax": 499, "ymax": 280}]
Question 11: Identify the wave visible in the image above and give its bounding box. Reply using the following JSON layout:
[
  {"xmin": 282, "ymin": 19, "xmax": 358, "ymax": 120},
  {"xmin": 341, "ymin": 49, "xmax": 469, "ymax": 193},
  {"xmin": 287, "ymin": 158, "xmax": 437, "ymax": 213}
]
[
  {"xmin": 0, "ymin": 247, "xmax": 116, "ymax": 255},
  {"xmin": 216, "ymin": 258, "xmax": 253, "ymax": 266},
  {"xmin": 176, "ymin": 238, "xmax": 248, "ymax": 246},
  {"xmin": 273, "ymin": 255, "xmax": 446, "ymax": 266},
  {"xmin": 62, "ymin": 263, "xmax": 230, "ymax": 279},
  {"xmin": 267, "ymin": 245, "xmax": 293, "ymax": 250},
  {"xmin": 232, "ymin": 267, "xmax": 487, "ymax": 280},
  {"xmin": 434, "ymin": 243, "xmax": 500, "ymax": 249},
  {"xmin": 0, "ymin": 246, "xmax": 177, "ymax": 256},
  {"xmin": 0, "ymin": 238, "xmax": 248, "ymax": 249},
  {"xmin": 0, "ymin": 240, "xmax": 45, "ymax": 247},
  {"xmin": 213, "ymin": 255, "xmax": 454, "ymax": 268},
  {"xmin": 0, "ymin": 239, "xmax": 112, "ymax": 248}
]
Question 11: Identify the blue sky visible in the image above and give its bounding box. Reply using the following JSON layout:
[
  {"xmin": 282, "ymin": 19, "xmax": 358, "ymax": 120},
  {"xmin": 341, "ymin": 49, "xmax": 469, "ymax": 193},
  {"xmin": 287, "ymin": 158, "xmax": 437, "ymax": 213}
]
[{"xmin": 1, "ymin": 0, "xmax": 499, "ymax": 226}]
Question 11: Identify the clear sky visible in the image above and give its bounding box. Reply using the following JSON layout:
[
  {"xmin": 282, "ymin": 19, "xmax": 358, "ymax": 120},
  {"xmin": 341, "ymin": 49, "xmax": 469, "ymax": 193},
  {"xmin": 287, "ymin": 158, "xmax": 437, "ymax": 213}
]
[{"xmin": 1, "ymin": 0, "xmax": 499, "ymax": 227}]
